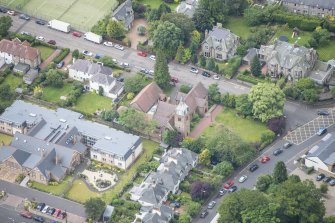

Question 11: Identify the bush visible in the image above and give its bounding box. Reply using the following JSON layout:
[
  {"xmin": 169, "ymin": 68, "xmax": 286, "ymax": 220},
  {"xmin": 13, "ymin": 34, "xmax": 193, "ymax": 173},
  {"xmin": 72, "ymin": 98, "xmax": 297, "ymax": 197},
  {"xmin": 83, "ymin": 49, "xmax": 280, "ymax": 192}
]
[
  {"xmin": 306, "ymin": 166, "xmax": 314, "ymax": 174},
  {"xmin": 320, "ymin": 183, "xmax": 328, "ymax": 194},
  {"xmin": 53, "ymin": 48, "xmax": 70, "ymax": 64},
  {"xmin": 260, "ymin": 131, "xmax": 276, "ymax": 149},
  {"xmin": 237, "ymin": 74, "xmax": 264, "ymax": 85},
  {"xmin": 179, "ymin": 84, "xmax": 192, "ymax": 94},
  {"xmin": 223, "ymin": 56, "xmax": 241, "ymax": 78},
  {"xmin": 15, "ymin": 174, "xmax": 25, "ymax": 183}
]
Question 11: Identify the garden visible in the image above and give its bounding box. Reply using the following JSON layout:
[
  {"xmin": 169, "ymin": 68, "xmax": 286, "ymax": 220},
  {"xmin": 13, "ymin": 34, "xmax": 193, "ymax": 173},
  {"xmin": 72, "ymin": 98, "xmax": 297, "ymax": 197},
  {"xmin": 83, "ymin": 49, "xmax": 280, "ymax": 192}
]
[
  {"xmin": 35, "ymin": 45, "xmax": 55, "ymax": 61},
  {"xmin": 0, "ymin": 133, "xmax": 12, "ymax": 145},
  {"xmin": 138, "ymin": 0, "xmax": 178, "ymax": 10},
  {"xmin": 29, "ymin": 175, "xmax": 73, "ymax": 196},
  {"xmin": 73, "ymin": 92, "xmax": 113, "ymax": 115}
]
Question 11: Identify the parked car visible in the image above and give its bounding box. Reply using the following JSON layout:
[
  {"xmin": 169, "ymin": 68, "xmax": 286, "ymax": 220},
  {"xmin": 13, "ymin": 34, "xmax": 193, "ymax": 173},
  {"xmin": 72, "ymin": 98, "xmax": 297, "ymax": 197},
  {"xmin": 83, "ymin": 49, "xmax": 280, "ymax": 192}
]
[
  {"xmin": 20, "ymin": 31, "xmax": 32, "ymax": 36},
  {"xmin": 7, "ymin": 10, "xmax": 16, "ymax": 16},
  {"xmin": 316, "ymin": 173, "xmax": 325, "ymax": 181},
  {"xmin": 19, "ymin": 14, "xmax": 30, "ymax": 20},
  {"xmin": 47, "ymin": 207, "xmax": 55, "ymax": 215},
  {"xmin": 190, "ymin": 67, "xmax": 199, "ymax": 74},
  {"xmin": 201, "ymin": 71, "xmax": 211, "ymax": 77},
  {"xmin": 171, "ymin": 201, "xmax": 181, "ymax": 208},
  {"xmin": 47, "ymin": 40, "xmax": 56, "ymax": 45},
  {"xmin": 273, "ymin": 148, "xmax": 283, "ymax": 156},
  {"xmin": 149, "ymin": 70, "xmax": 154, "ymax": 76},
  {"xmin": 52, "ymin": 209, "xmax": 62, "ymax": 218},
  {"xmin": 223, "ymin": 180, "xmax": 234, "ymax": 189},
  {"xmin": 94, "ymin": 54, "xmax": 103, "ymax": 59},
  {"xmin": 35, "ymin": 20, "xmax": 46, "ymax": 25},
  {"xmin": 0, "ymin": 7, "xmax": 8, "ymax": 13},
  {"xmin": 207, "ymin": 201, "xmax": 216, "ymax": 209},
  {"xmin": 228, "ymin": 185, "xmax": 238, "ymax": 193},
  {"xmin": 140, "ymin": 68, "xmax": 149, "ymax": 74},
  {"xmin": 103, "ymin": 41, "xmax": 113, "ymax": 47},
  {"xmin": 329, "ymin": 179, "xmax": 335, "ymax": 186},
  {"xmin": 317, "ymin": 110, "xmax": 329, "ymax": 116},
  {"xmin": 33, "ymin": 216, "xmax": 45, "ymax": 222},
  {"xmin": 20, "ymin": 211, "xmax": 33, "ymax": 219},
  {"xmin": 213, "ymin": 74, "xmax": 220, "ymax": 80},
  {"xmin": 323, "ymin": 177, "xmax": 333, "ymax": 183},
  {"xmin": 219, "ymin": 188, "xmax": 226, "ymax": 196},
  {"xmin": 200, "ymin": 210, "xmax": 208, "ymax": 218},
  {"xmin": 36, "ymin": 203, "xmax": 45, "ymax": 211},
  {"xmin": 41, "ymin": 205, "xmax": 49, "ymax": 214},
  {"xmin": 58, "ymin": 211, "xmax": 67, "ymax": 220},
  {"xmin": 261, "ymin": 155, "xmax": 270, "ymax": 163},
  {"xmin": 171, "ymin": 76, "xmax": 178, "ymax": 83},
  {"xmin": 82, "ymin": 50, "xmax": 93, "ymax": 57},
  {"xmin": 120, "ymin": 62, "xmax": 129, "ymax": 68},
  {"xmin": 317, "ymin": 128, "xmax": 327, "ymax": 136},
  {"xmin": 137, "ymin": 51, "xmax": 147, "ymax": 57},
  {"xmin": 114, "ymin": 44, "xmax": 124, "ymax": 51},
  {"xmin": 249, "ymin": 164, "xmax": 259, "ymax": 172},
  {"xmin": 116, "ymin": 77, "xmax": 124, "ymax": 82},
  {"xmin": 149, "ymin": 55, "xmax": 156, "ymax": 61},
  {"xmin": 72, "ymin": 31, "xmax": 81, "ymax": 37},
  {"xmin": 36, "ymin": 36, "xmax": 45, "ymax": 41},
  {"xmin": 283, "ymin": 142, "xmax": 292, "ymax": 149},
  {"xmin": 56, "ymin": 61, "xmax": 65, "ymax": 69},
  {"xmin": 238, "ymin": 175, "xmax": 248, "ymax": 183}
]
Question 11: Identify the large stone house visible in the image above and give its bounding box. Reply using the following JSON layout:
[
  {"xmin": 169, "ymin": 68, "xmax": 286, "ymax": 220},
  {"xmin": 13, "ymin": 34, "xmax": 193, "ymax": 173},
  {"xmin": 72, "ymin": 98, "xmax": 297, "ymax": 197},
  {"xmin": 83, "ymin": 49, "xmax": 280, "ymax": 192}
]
[
  {"xmin": 201, "ymin": 23, "xmax": 240, "ymax": 61},
  {"xmin": 130, "ymin": 82, "xmax": 208, "ymax": 137},
  {"xmin": 282, "ymin": 0, "xmax": 335, "ymax": 17},
  {"xmin": 69, "ymin": 59, "xmax": 124, "ymax": 99},
  {"xmin": 176, "ymin": 0, "xmax": 199, "ymax": 18},
  {"xmin": 0, "ymin": 100, "xmax": 142, "ymax": 170},
  {"xmin": 0, "ymin": 38, "xmax": 41, "ymax": 68},
  {"xmin": 112, "ymin": 0, "xmax": 134, "ymax": 30}
]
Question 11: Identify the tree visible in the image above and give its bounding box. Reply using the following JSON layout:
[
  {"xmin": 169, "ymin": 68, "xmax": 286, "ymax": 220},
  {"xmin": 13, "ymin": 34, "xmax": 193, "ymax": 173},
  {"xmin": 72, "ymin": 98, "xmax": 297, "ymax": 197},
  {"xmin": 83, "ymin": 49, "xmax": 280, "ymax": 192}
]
[
  {"xmin": 309, "ymin": 28, "xmax": 331, "ymax": 48},
  {"xmin": 193, "ymin": 5, "xmax": 213, "ymax": 32},
  {"xmin": 249, "ymin": 83, "xmax": 285, "ymax": 122},
  {"xmin": 0, "ymin": 16, "xmax": 12, "ymax": 37},
  {"xmin": 241, "ymin": 205, "xmax": 281, "ymax": 223},
  {"xmin": 212, "ymin": 161, "xmax": 234, "ymax": 177},
  {"xmin": 98, "ymin": 86, "xmax": 104, "ymax": 96},
  {"xmin": 181, "ymin": 137, "xmax": 205, "ymax": 154},
  {"xmin": 157, "ymin": 2, "xmax": 171, "ymax": 16},
  {"xmin": 207, "ymin": 58, "xmax": 216, "ymax": 71},
  {"xmin": 179, "ymin": 213, "xmax": 191, "ymax": 223},
  {"xmin": 189, "ymin": 30, "xmax": 201, "ymax": 54},
  {"xmin": 296, "ymin": 78, "xmax": 314, "ymax": 91},
  {"xmin": 179, "ymin": 84, "xmax": 192, "ymax": 94},
  {"xmin": 181, "ymin": 48, "xmax": 191, "ymax": 64},
  {"xmin": 162, "ymin": 129, "xmax": 181, "ymax": 147},
  {"xmin": 72, "ymin": 49, "xmax": 79, "ymax": 59},
  {"xmin": 106, "ymin": 20, "xmax": 126, "ymax": 40},
  {"xmin": 320, "ymin": 183, "xmax": 328, "ymax": 194},
  {"xmin": 190, "ymin": 181, "xmax": 211, "ymax": 200},
  {"xmin": 101, "ymin": 110, "xmax": 119, "ymax": 122},
  {"xmin": 45, "ymin": 69, "xmax": 63, "ymax": 88},
  {"xmin": 303, "ymin": 88, "xmax": 318, "ymax": 103},
  {"xmin": 137, "ymin": 25, "xmax": 146, "ymax": 35},
  {"xmin": 324, "ymin": 216, "xmax": 335, "ymax": 223},
  {"xmin": 256, "ymin": 174, "xmax": 273, "ymax": 192},
  {"xmin": 154, "ymin": 51, "xmax": 171, "ymax": 89},
  {"xmin": 84, "ymin": 197, "xmax": 105, "ymax": 220},
  {"xmin": 273, "ymin": 161, "xmax": 288, "ymax": 184},
  {"xmin": 0, "ymin": 84, "xmax": 13, "ymax": 100},
  {"xmin": 91, "ymin": 19, "xmax": 107, "ymax": 36},
  {"xmin": 152, "ymin": 21, "xmax": 183, "ymax": 57},
  {"xmin": 119, "ymin": 108, "xmax": 156, "ymax": 133},
  {"xmin": 235, "ymin": 94, "xmax": 253, "ymax": 117},
  {"xmin": 175, "ymin": 43, "xmax": 185, "ymax": 63},
  {"xmin": 200, "ymin": 55, "xmax": 207, "ymax": 67},
  {"xmin": 199, "ymin": 149, "xmax": 211, "ymax": 166},
  {"xmin": 124, "ymin": 74, "xmax": 149, "ymax": 94},
  {"xmin": 250, "ymin": 56, "xmax": 262, "ymax": 77},
  {"xmin": 208, "ymin": 83, "xmax": 221, "ymax": 104},
  {"xmin": 267, "ymin": 116, "xmax": 286, "ymax": 134},
  {"xmin": 161, "ymin": 12, "xmax": 195, "ymax": 41}
]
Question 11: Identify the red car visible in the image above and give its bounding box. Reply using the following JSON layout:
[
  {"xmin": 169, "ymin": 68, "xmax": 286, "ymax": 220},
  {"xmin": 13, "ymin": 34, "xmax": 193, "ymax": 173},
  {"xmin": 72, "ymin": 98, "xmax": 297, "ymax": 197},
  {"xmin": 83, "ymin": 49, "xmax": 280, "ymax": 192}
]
[
  {"xmin": 52, "ymin": 208, "xmax": 61, "ymax": 218},
  {"xmin": 20, "ymin": 211, "xmax": 33, "ymax": 219},
  {"xmin": 47, "ymin": 40, "xmax": 56, "ymax": 45},
  {"xmin": 223, "ymin": 180, "xmax": 234, "ymax": 189},
  {"xmin": 137, "ymin": 51, "xmax": 147, "ymax": 57},
  {"xmin": 171, "ymin": 76, "xmax": 178, "ymax": 83},
  {"xmin": 261, "ymin": 155, "xmax": 270, "ymax": 163},
  {"xmin": 72, "ymin": 31, "xmax": 82, "ymax": 37},
  {"xmin": 58, "ymin": 211, "xmax": 67, "ymax": 220}
]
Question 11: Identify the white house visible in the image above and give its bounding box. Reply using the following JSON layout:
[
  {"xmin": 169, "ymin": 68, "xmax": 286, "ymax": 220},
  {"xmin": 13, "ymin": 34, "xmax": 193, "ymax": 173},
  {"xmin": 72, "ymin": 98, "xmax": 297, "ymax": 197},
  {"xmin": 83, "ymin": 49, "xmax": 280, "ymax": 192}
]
[
  {"xmin": 89, "ymin": 73, "xmax": 124, "ymax": 99},
  {"xmin": 305, "ymin": 133, "xmax": 335, "ymax": 176}
]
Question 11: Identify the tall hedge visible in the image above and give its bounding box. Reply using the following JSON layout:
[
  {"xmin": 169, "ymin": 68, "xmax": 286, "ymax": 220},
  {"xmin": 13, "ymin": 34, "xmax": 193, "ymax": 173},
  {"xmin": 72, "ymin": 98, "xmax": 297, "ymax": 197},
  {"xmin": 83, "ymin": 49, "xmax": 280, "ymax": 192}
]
[{"xmin": 53, "ymin": 48, "xmax": 70, "ymax": 64}]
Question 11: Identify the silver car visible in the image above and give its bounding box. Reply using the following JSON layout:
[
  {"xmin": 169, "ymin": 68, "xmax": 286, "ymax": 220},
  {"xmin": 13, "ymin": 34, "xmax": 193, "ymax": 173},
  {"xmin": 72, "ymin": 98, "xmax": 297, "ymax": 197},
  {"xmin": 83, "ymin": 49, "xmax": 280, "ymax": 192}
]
[
  {"xmin": 207, "ymin": 201, "xmax": 216, "ymax": 209},
  {"xmin": 114, "ymin": 44, "xmax": 124, "ymax": 51}
]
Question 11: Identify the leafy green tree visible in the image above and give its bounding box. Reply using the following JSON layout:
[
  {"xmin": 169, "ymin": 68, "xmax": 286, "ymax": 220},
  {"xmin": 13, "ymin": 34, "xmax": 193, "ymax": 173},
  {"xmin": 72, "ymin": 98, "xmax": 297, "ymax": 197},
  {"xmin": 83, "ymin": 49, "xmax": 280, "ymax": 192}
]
[
  {"xmin": 208, "ymin": 83, "xmax": 221, "ymax": 104},
  {"xmin": 137, "ymin": 25, "xmax": 146, "ymax": 35},
  {"xmin": 162, "ymin": 129, "xmax": 180, "ymax": 147},
  {"xmin": 235, "ymin": 94, "xmax": 253, "ymax": 117},
  {"xmin": 154, "ymin": 51, "xmax": 171, "ymax": 89},
  {"xmin": 273, "ymin": 161, "xmax": 288, "ymax": 184},
  {"xmin": 84, "ymin": 198, "xmax": 105, "ymax": 221},
  {"xmin": 175, "ymin": 43, "xmax": 185, "ymax": 63},
  {"xmin": 98, "ymin": 86, "xmax": 104, "ymax": 96},
  {"xmin": 256, "ymin": 174, "xmax": 273, "ymax": 192},
  {"xmin": 324, "ymin": 216, "xmax": 335, "ymax": 223},
  {"xmin": 179, "ymin": 213, "xmax": 191, "ymax": 223},
  {"xmin": 158, "ymin": 2, "xmax": 171, "ymax": 16},
  {"xmin": 119, "ymin": 108, "xmax": 157, "ymax": 134},
  {"xmin": 101, "ymin": 110, "xmax": 119, "ymax": 122},
  {"xmin": 0, "ymin": 84, "xmax": 13, "ymax": 100},
  {"xmin": 303, "ymin": 88, "xmax": 318, "ymax": 103},
  {"xmin": 212, "ymin": 161, "xmax": 234, "ymax": 177},
  {"xmin": 189, "ymin": 30, "xmax": 201, "ymax": 54},
  {"xmin": 124, "ymin": 74, "xmax": 149, "ymax": 94},
  {"xmin": 45, "ymin": 69, "xmax": 63, "ymax": 88},
  {"xmin": 0, "ymin": 16, "xmax": 12, "ymax": 37},
  {"xmin": 181, "ymin": 48, "xmax": 191, "ymax": 64},
  {"xmin": 296, "ymin": 78, "xmax": 314, "ymax": 91},
  {"xmin": 200, "ymin": 55, "xmax": 207, "ymax": 67},
  {"xmin": 179, "ymin": 84, "xmax": 192, "ymax": 94},
  {"xmin": 241, "ymin": 204, "xmax": 281, "ymax": 223},
  {"xmin": 91, "ymin": 19, "xmax": 107, "ymax": 36},
  {"xmin": 106, "ymin": 20, "xmax": 126, "ymax": 40},
  {"xmin": 250, "ymin": 56, "xmax": 262, "ymax": 77},
  {"xmin": 320, "ymin": 183, "xmax": 328, "ymax": 194},
  {"xmin": 309, "ymin": 28, "xmax": 331, "ymax": 48},
  {"xmin": 199, "ymin": 149, "xmax": 211, "ymax": 166},
  {"xmin": 181, "ymin": 137, "xmax": 205, "ymax": 154},
  {"xmin": 192, "ymin": 4, "xmax": 214, "ymax": 32},
  {"xmin": 185, "ymin": 201, "xmax": 201, "ymax": 217},
  {"xmin": 147, "ymin": 9, "xmax": 161, "ymax": 21},
  {"xmin": 72, "ymin": 49, "xmax": 79, "ymax": 59},
  {"xmin": 207, "ymin": 58, "xmax": 216, "ymax": 71},
  {"xmin": 161, "ymin": 12, "xmax": 195, "ymax": 41},
  {"xmin": 249, "ymin": 83, "xmax": 285, "ymax": 122}
]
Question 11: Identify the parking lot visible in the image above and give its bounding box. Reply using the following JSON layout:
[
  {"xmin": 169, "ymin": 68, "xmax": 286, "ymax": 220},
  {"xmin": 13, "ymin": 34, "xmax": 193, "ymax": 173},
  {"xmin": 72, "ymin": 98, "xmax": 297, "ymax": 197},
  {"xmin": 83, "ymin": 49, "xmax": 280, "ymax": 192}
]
[{"xmin": 285, "ymin": 109, "xmax": 335, "ymax": 145}]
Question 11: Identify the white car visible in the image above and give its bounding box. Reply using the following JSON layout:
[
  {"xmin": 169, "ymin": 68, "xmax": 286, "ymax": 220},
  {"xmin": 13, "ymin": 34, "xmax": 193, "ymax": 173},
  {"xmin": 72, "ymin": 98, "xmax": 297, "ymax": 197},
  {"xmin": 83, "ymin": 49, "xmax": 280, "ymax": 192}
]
[
  {"xmin": 112, "ymin": 58, "xmax": 117, "ymax": 63},
  {"xmin": 149, "ymin": 70, "xmax": 154, "ymax": 75},
  {"xmin": 114, "ymin": 44, "xmax": 124, "ymax": 51},
  {"xmin": 21, "ymin": 31, "xmax": 32, "ymax": 36},
  {"xmin": 41, "ymin": 205, "xmax": 49, "ymax": 214},
  {"xmin": 7, "ymin": 10, "xmax": 15, "ymax": 16},
  {"xmin": 36, "ymin": 36, "xmax": 45, "ymax": 41},
  {"xmin": 82, "ymin": 50, "xmax": 93, "ymax": 57},
  {"xmin": 120, "ymin": 62, "xmax": 129, "ymax": 67},
  {"xmin": 149, "ymin": 55, "xmax": 156, "ymax": 61},
  {"xmin": 190, "ymin": 67, "xmax": 199, "ymax": 74},
  {"xmin": 213, "ymin": 74, "xmax": 220, "ymax": 80},
  {"xmin": 103, "ymin": 41, "xmax": 113, "ymax": 47},
  {"xmin": 238, "ymin": 175, "xmax": 248, "ymax": 183},
  {"xmin": 207, "ymin": 201, "xmax": 216, "ymax": 209}
]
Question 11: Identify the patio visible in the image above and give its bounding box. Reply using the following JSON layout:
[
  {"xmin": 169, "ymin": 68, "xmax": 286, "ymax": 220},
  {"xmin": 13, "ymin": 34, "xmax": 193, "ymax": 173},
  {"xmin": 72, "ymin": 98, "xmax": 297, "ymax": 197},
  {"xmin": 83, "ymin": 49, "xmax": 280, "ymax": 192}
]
[{"xmin": 82, "ymin": 169, "xmax": 118, "ymax": 192}]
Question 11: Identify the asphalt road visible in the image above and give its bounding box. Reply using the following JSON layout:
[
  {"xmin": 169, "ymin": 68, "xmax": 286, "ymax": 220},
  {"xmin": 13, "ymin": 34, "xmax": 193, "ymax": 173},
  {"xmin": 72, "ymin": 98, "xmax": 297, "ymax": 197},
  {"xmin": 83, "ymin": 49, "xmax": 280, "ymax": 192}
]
[{"xmin": 0, "ymin": 204, "xmax": 54, "ymax": 223}]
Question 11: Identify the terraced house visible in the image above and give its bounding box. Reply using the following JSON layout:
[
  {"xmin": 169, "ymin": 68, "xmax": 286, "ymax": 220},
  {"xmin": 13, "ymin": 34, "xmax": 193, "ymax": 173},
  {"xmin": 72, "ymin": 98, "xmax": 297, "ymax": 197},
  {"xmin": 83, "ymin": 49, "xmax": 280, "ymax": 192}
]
[{"xmin": 282, "ymin": 0, "xmax": 335, "ymax": 17}]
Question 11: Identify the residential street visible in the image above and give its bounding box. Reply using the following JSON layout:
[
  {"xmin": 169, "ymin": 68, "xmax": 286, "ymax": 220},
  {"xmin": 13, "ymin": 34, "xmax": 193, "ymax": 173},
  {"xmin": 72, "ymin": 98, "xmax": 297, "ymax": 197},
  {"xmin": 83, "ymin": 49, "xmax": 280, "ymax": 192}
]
[{"xmin": 0, "ymin": 205, "xmax": 35, "ymax": 223}]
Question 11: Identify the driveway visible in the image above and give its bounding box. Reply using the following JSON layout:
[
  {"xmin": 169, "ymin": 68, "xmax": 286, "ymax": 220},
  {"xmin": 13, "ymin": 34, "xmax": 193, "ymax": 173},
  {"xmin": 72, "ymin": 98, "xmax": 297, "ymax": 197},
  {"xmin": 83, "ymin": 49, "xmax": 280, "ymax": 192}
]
[{"xmin": 127, "ymin": 18, "xmax": 148, "ymax": 49}]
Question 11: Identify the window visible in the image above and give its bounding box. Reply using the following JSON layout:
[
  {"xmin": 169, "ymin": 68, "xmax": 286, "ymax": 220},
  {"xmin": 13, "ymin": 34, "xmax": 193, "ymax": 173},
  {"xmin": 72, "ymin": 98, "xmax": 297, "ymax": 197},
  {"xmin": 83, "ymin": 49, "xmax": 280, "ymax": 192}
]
[
  {"xmin": 40, "ymin": 175, "xmax": 44, "ymax": 181},
  {"xmin": 216, "ymin": 54, "xmax": 222, "ymax": 60},
  {"xmin": 204, "ymin": 52, "xmax": 210, "ymax": 57},
  {"xmin": 93, "ymin": 155, "xmax": 97, "ymax": 159},
  {"xmin": 102, "ymin": 158, "xmax": 106, "ymax": 161}
]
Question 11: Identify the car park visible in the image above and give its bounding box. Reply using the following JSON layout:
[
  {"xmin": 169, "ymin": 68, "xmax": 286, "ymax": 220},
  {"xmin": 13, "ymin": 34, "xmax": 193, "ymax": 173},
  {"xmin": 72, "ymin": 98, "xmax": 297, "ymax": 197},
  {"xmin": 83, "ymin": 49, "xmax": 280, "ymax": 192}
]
[
  {"xmin": 190, "ymin": 67, "xmax": 199, "ymax": 74},
  {"xmin": 329, "ymin": 179, "xmax": 335, "ymax": 186},
  {"xmin": 201, "ymin": 71, "xmax": 211, "ymax": 77},
  {"xmin": 36, "ymin": 36, "xmax": 45, "ymax": 41},
  {"xmin": 56, "ymin": 61, "xmax": 65, "ymax": 69},
  {"xmin": 207, "ymin": 201, "xmax": 216, "ymax": 209},
  {"xmin": 36, "ymin": 203, "xmax": 45, "ymax": 211},
  {"xmin": 213, "ymin": 74, "xmax": 220, "ymax": 80},
  {"xmin": 238, "ymin": 175, "xmax": 248, "ymax": 183},
  {"xmin": 137, "ymin": 51, "xmax": 147, "ymax": 57},
  {"xmin": 317, "ymin": 110, "xmax": 329, "ymax": 116},
  {"xmin": 20, "ymin": 211, "xmax": 33, "ymax": 219},
  {"xmin": 228, "ymin": 185, "xmax": 238, "ymax": 193},
  {"xmin": 33, "ymin": 216, "xmax": 45, "ymax": 222},
  {"xmin": 35, "ymin": 20, "xmax": 46, "ymax": 25},
  {"xmin": 316, "ymin": 173, "xmax": 325, "ymax": 181},
  {"xmin": 200, "ymin": 210, "xmax": 208, "ymax": 218},
  {"xmin": 317, "ymin": 128, "xmax": 327, "ymax": 136},
  {"xmin": 114, "ymin": 44, "xmax": 124, "ymax": 51},
  {"xmin": 273, "ymin": 148, "xmax": 283, "ymax": 156},
  {"xmin": 47, "ymin": 40, "xmax": 56, "ymax": 45},
  {"xmin": 149, "ymin": 55, "xmax": 156, "ymax": 61},
  {"xmin": 7, "ymin": 10, "xmax": 16, "ymax": 16},
  {"xmin": 82, "ymin": 50, "xmax": 93, "ymax": 57},
  {"xmin": 223, "ymin": 180, "xmax": 234, "ymax": 189},
  {"xmin": 219, "ymin": 188, "xmax": 226, "ymax": 196},
  {"xmin": 19, "ymin": 14, "xmax": 30, "ymax": 20},
  {"xmin": 249, "ymin": 164, "xmax": 259, "ymax": 172},
  {"xmin": 283, "ymin": 142, "xmax": 292, "ymax": 149},
  {"xmin": 0, "ymin": 7, "xmax": 8, "ymax": 13},
  {"xmin": 261, "ymin": 155, "xmax": 270, "ymax": 163},
  {"xmin": 103, "ymin": 41, "xmax": 113, "ymax": 47}
]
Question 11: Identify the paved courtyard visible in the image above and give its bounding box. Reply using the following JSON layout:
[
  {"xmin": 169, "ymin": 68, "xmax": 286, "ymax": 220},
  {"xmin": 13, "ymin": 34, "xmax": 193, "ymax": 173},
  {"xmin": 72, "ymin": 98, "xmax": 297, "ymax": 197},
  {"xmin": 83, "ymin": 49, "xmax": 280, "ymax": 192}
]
[
  {"xmin": 82, "ymin": 169, "xmax": 118, "ymax": 191},
  {"xmin": 284, "ymin": 108, "xmax": 335, "ymax": 145}
]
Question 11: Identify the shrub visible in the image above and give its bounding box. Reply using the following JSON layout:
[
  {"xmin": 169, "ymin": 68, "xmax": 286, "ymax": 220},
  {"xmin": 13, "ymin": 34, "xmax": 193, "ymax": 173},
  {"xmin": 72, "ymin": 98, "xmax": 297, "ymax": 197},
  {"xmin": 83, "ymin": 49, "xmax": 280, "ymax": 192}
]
[
  {"xmin": 260, "ymin": 131, "xmax": 276, "ymax": 149},
  {"xmin": 223, "ymin": 56, "xmax": 241, "ymax": 78},
  {"xmin": 179, "ymin": 84, "xmax": 192, "ymax": 94},
  {"xmin": 127, "ymin": 92, "xmax": 135, "ymax": 100},
  {"xmin": 53, "ymin": 48, "xmax": 70, "ymax": 64},
  {"xmin": 237, "ymin": 73, "xmax": 263, "ymax": 85},
  {"xmin": 320, "ymin": 183, "xmax": 328, "ymax": 194},
  {"xmin": 15, "ymin": 174, "xmax": 25, "ymax": 183},
  {"xmin": 306, "ymin": 166, "xmax": 314, "ymax": 174}
]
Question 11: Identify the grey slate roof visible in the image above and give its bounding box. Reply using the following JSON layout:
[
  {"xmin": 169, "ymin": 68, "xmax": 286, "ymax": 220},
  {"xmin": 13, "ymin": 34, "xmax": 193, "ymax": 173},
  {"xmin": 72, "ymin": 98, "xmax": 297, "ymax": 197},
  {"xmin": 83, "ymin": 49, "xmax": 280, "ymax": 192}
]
[
  {"xmin": 90, "ymin": 72, "xmax": 115, "ymax": 86},
  {"xmin": 109, "ymin": 81, "xmax": 124, "ymax": 95},
  {"xmin": 112, "ymin": 0, "xmax": 134, "ymax": 29},
  {"xmin": 243, "ymin": 48, "xmax": 258, "ymax": 62},
  {"xmin": 139, "ymin": 184, "xmax": 168, "ymax": 206},
  {"xmin": 307, "ymin": 133, "xmax": 335, "ymax": 165},
  {"xmin": 12, "ymin": 149, "xmax": 30, "ymax": 165},
  {"xmin": 176, "ymin": 0, "xmax": 198, "ymax": 18},
  {"xmin": 283, "ymin": 0, "xmax": 335, "ymax": 9},
  {"xmin": 70, "ymin": 59, "xmax": 112, "ymax": 76},
  {"xmin": 103, "ymin": 205, "xmax": 114, "ymax": 219},
  {"xmin": 0, "ymin": 146, "xmax": 16, "ymax": 162},
  {"xmin": 13, "ymin": 63, "xmax": 30, "ymax": 74}
]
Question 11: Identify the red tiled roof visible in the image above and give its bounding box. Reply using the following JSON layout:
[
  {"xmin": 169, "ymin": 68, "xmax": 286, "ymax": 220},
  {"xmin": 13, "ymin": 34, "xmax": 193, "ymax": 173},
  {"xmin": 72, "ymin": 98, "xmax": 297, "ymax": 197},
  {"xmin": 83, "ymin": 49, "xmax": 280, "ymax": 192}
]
[
  {"xmin": 0, "ymin": 39, "xmax": 40, "ymax": 61},
  {"xmin": 130, "ymin": 82, "xmax": 163, "ymax": 113}
]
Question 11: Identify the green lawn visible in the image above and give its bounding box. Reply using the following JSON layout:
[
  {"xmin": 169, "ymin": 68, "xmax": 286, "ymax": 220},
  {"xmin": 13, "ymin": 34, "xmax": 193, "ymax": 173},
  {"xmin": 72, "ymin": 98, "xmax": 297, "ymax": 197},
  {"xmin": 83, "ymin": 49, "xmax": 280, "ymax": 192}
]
[
  {"xmin": 203, "ymin": 108, "xmax": 272, "ymax": 143},
  {"xmin": 73, "ymin": 93, "xmax": 113, "ymax": 114},
  {"xmin": 30, "ymin": 176, "xmax": 72, "ymax": 196},
  {"xmin": 0, "ymin": 133, "xmax": 12, "ymax": 145},
  {"xmin": 272, "ymin": 26, "xmax": 313, "ymax": 46},
  {"xmin": 65, "ymin": 139, "xmax": 159, "ymax": 203},
  {"xmin": 35, "ymin": 45, "xmax": 55, "ymax": 61},
  {"xmin": 138, "ymin": 0, "xmax": 178, "ymax": 10},
  {"xmin": 2, "ymin": 74, "xmax": 23, "ymax": 90},
  {"xmin": 225, "ymin": 17, "xmax": 251, "ymax": 40},
  {"xmin": 317, "ymin": 41, "xmax": 335, "ymax": 61},
  {"xmin": 42, "ymin": 83, "xmax": 73, "ymax": 104}
]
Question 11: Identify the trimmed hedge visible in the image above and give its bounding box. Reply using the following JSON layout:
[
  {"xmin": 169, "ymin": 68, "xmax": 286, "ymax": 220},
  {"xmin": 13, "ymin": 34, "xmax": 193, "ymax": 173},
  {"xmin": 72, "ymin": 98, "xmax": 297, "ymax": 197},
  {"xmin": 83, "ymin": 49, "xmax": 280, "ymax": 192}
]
[
  {"xmin": 53, "ymin": 48, "xmax": 70, "ymax": 64},
  {"xmin": 237, "ymin": 74, "xmax": 265, "ymax": 85}
]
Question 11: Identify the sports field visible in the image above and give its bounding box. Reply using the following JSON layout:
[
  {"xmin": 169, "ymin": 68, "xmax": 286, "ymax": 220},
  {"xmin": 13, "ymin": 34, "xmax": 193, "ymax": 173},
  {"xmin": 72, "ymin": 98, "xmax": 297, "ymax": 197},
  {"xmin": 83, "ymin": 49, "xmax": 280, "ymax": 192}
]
[{"xmin": 0, "ymin": 0, "xmax": 118, "ymax": 31}]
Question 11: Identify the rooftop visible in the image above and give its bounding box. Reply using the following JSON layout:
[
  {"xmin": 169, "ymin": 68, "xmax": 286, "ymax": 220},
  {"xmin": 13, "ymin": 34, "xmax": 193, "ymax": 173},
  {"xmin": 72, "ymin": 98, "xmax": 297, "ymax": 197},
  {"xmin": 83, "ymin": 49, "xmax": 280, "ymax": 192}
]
[{"xmin": 307, "ymin": 133, "xmax": 335, "ymax": 165}]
